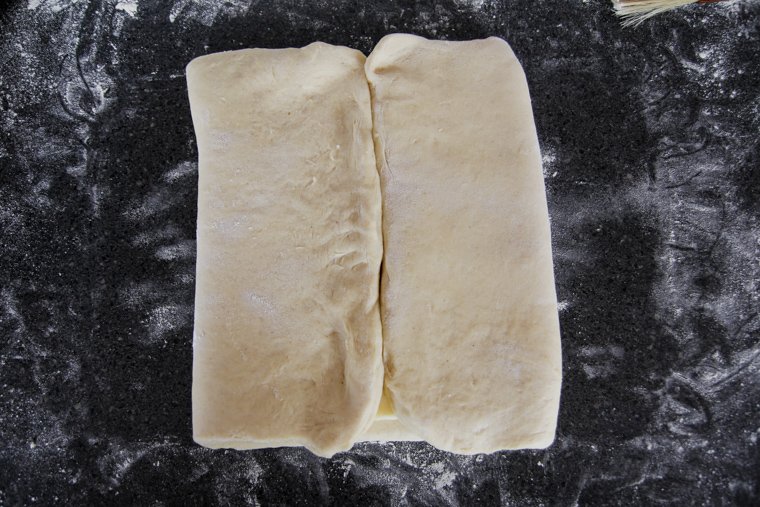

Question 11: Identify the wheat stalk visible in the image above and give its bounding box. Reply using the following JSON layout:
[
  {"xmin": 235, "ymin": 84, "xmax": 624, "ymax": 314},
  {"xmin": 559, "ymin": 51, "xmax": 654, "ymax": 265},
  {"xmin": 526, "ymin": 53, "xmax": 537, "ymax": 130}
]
[{"xmin": 613, "ymin": 0, "xmax": 724, "ymax": 27}]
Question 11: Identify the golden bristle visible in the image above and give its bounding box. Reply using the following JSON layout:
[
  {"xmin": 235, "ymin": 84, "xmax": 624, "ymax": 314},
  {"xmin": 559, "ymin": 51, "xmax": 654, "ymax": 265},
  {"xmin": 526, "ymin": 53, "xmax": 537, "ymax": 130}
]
[{"xmin": 613, "ymin": 0, "xmax": 702, "ymax": 27}]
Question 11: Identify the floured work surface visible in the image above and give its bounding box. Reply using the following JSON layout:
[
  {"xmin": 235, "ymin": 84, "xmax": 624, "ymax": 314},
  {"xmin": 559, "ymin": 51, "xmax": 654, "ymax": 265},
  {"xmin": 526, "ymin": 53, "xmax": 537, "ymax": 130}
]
[
  {"xmin": 188, "ymin": 44, "xmax": 384, "ymax": 458},
  {"xmin": 366, "ymin": 34, "xmax": 562, "ymax": 453}
]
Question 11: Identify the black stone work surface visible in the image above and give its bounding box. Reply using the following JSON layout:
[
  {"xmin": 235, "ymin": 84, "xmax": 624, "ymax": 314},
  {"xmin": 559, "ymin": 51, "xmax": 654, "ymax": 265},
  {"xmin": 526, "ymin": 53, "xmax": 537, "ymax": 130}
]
[{"xmin": 1, "ymin": 0, "xmax": 759, "ymax": 505}]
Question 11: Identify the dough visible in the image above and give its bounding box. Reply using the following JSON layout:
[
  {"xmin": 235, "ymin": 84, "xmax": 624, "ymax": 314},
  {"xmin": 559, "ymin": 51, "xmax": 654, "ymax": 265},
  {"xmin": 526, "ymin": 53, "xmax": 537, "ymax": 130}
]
[
  {"xmin": 365, "ymin": 34, "xmax": 562, "ymax": 453},
  {"xmin": 360, "ymin": 389, "xmax": 421, "ymax": 442},
  {"xmin": 188, "ymin": 43, "xmax": 384, "ymax": 457},
  {"xmin": 361, "ymin": 418, "xmax": 421, "ymax": 442}
]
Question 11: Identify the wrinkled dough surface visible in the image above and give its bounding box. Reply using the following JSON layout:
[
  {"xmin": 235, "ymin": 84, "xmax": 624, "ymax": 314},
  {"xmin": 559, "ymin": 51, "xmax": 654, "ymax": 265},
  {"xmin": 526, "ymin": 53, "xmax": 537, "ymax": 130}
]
[{"xmin": 188, "ymin": 44, "xmax": 384, "ymax": 458}]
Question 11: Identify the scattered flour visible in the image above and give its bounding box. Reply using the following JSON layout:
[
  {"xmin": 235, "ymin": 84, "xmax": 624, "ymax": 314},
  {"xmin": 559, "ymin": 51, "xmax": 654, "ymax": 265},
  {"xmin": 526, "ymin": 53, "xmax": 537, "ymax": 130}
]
[
  {"xmin": 169, "ymin": 0, "xmax": 254, "ymax": 25},
  {"xmin": 115, "ymin": 0, "xmax": 138, "ymax": 16},
  {"xmin": 164, "ymin": 161, "xmax": 198, "ymax": 183},
  {"xmin": 155, "ymin": 240, "xmax": 196, "ymax": 261},
  {"xmin": 145, "ymin": 304, "xmax": 193, "ymax": 343}
]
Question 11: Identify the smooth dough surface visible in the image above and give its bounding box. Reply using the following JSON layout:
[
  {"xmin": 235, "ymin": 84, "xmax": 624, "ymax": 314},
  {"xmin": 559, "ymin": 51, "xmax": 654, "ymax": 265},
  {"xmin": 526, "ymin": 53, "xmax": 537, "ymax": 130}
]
[
  {"xmin": 188, "ymin": 44, "xmax": 384, "ymax": 458},
  {"xmin": 365, "ymin": 34, "xmax": 562, "ymax": 453}
]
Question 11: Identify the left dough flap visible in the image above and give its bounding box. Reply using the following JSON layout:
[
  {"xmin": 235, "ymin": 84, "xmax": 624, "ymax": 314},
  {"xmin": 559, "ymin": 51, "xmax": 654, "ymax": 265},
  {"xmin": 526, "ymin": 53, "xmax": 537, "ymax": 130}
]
[{"xmin": 187, "ymin": 44, "xmax": 384, "ymax": 458}]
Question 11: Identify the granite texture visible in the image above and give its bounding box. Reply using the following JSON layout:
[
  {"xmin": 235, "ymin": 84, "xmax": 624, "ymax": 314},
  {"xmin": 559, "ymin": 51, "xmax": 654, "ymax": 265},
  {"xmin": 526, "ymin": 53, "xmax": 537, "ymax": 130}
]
[{"xmin": 1, "ymin": 0, "xmax": 759, "ymax": 505}]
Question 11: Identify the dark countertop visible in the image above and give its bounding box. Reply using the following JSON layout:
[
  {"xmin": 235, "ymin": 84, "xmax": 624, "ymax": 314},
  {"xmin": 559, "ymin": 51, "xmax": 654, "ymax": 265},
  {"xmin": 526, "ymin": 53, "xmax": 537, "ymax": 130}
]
[{"xmin": 1, "ymin": 0, "xmax": 758, "ymax": 504}]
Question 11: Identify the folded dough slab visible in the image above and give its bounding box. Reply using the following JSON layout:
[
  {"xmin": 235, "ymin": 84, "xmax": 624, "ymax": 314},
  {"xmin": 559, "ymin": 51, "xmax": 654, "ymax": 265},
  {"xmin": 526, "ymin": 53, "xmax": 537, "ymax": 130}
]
[
  {"xmin": 365, "ymin": 34, "xmax": 562, "ymax": 453},
  {"xmin": 187, "ymin": 44, "xmax": 384, "ymax": 457},
  {"xmin": 188, "ymin": 35, "xmax": 562, "ymax": 456}
]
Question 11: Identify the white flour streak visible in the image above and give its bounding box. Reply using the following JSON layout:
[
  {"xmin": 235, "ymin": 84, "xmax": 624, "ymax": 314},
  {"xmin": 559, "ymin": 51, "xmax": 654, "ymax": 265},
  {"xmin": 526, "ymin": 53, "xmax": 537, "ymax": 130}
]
[
  {"xmin": 579, "ymin": 345, "xmax": 624, "ymax": 359},
  {"xmin": 120, "ymin": 281, "xmax": 159, "ymax": 308},
  {"xmin": 582, "ymin": 363, "xmax": 615, "ymax": 380},
  {"xmin": 169, "ymin": 0, "xmax": 254, "ymax": 25},
  {"xmin": 164, "ymin": 161, "xmax": 198, "ymax": 183},
  {"xmin": 455, "ymin": 0, "xmax": 487, "ymax": 8},
  {"xmin": 96, "ymin": 439, "xmax": 179, "ymax": 489},
  {"xmin": 145, "ymin": 304, "xmax": 193, "ymax": 343},
  {"xmin": 27, "ymin": 0, "xmax": 78, "ymax": 12},
  {"xmin": 124, "ymin": 190, "xmax": 181, "ymax": 221},
  {"xmin": 132, "ymin": 225, "xmax": 181, "ymax": 247},
  {"xmin": 542, "ymin": 146, "xmax": 558, "ymax": 178},
  {"xmin": 429, "ymin": 461, "xmax": 458, "ymax": 491},
  {"xmin": 155, "ymin": 240, "xmax": 196, "ymax": 261},
  {"xmin": 115, "ymin": 0, "xmax": 138, "ymax": 16},
  {"xmin": 578, "ymin": 345, "xmax": 624, "ymax": 379}
]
